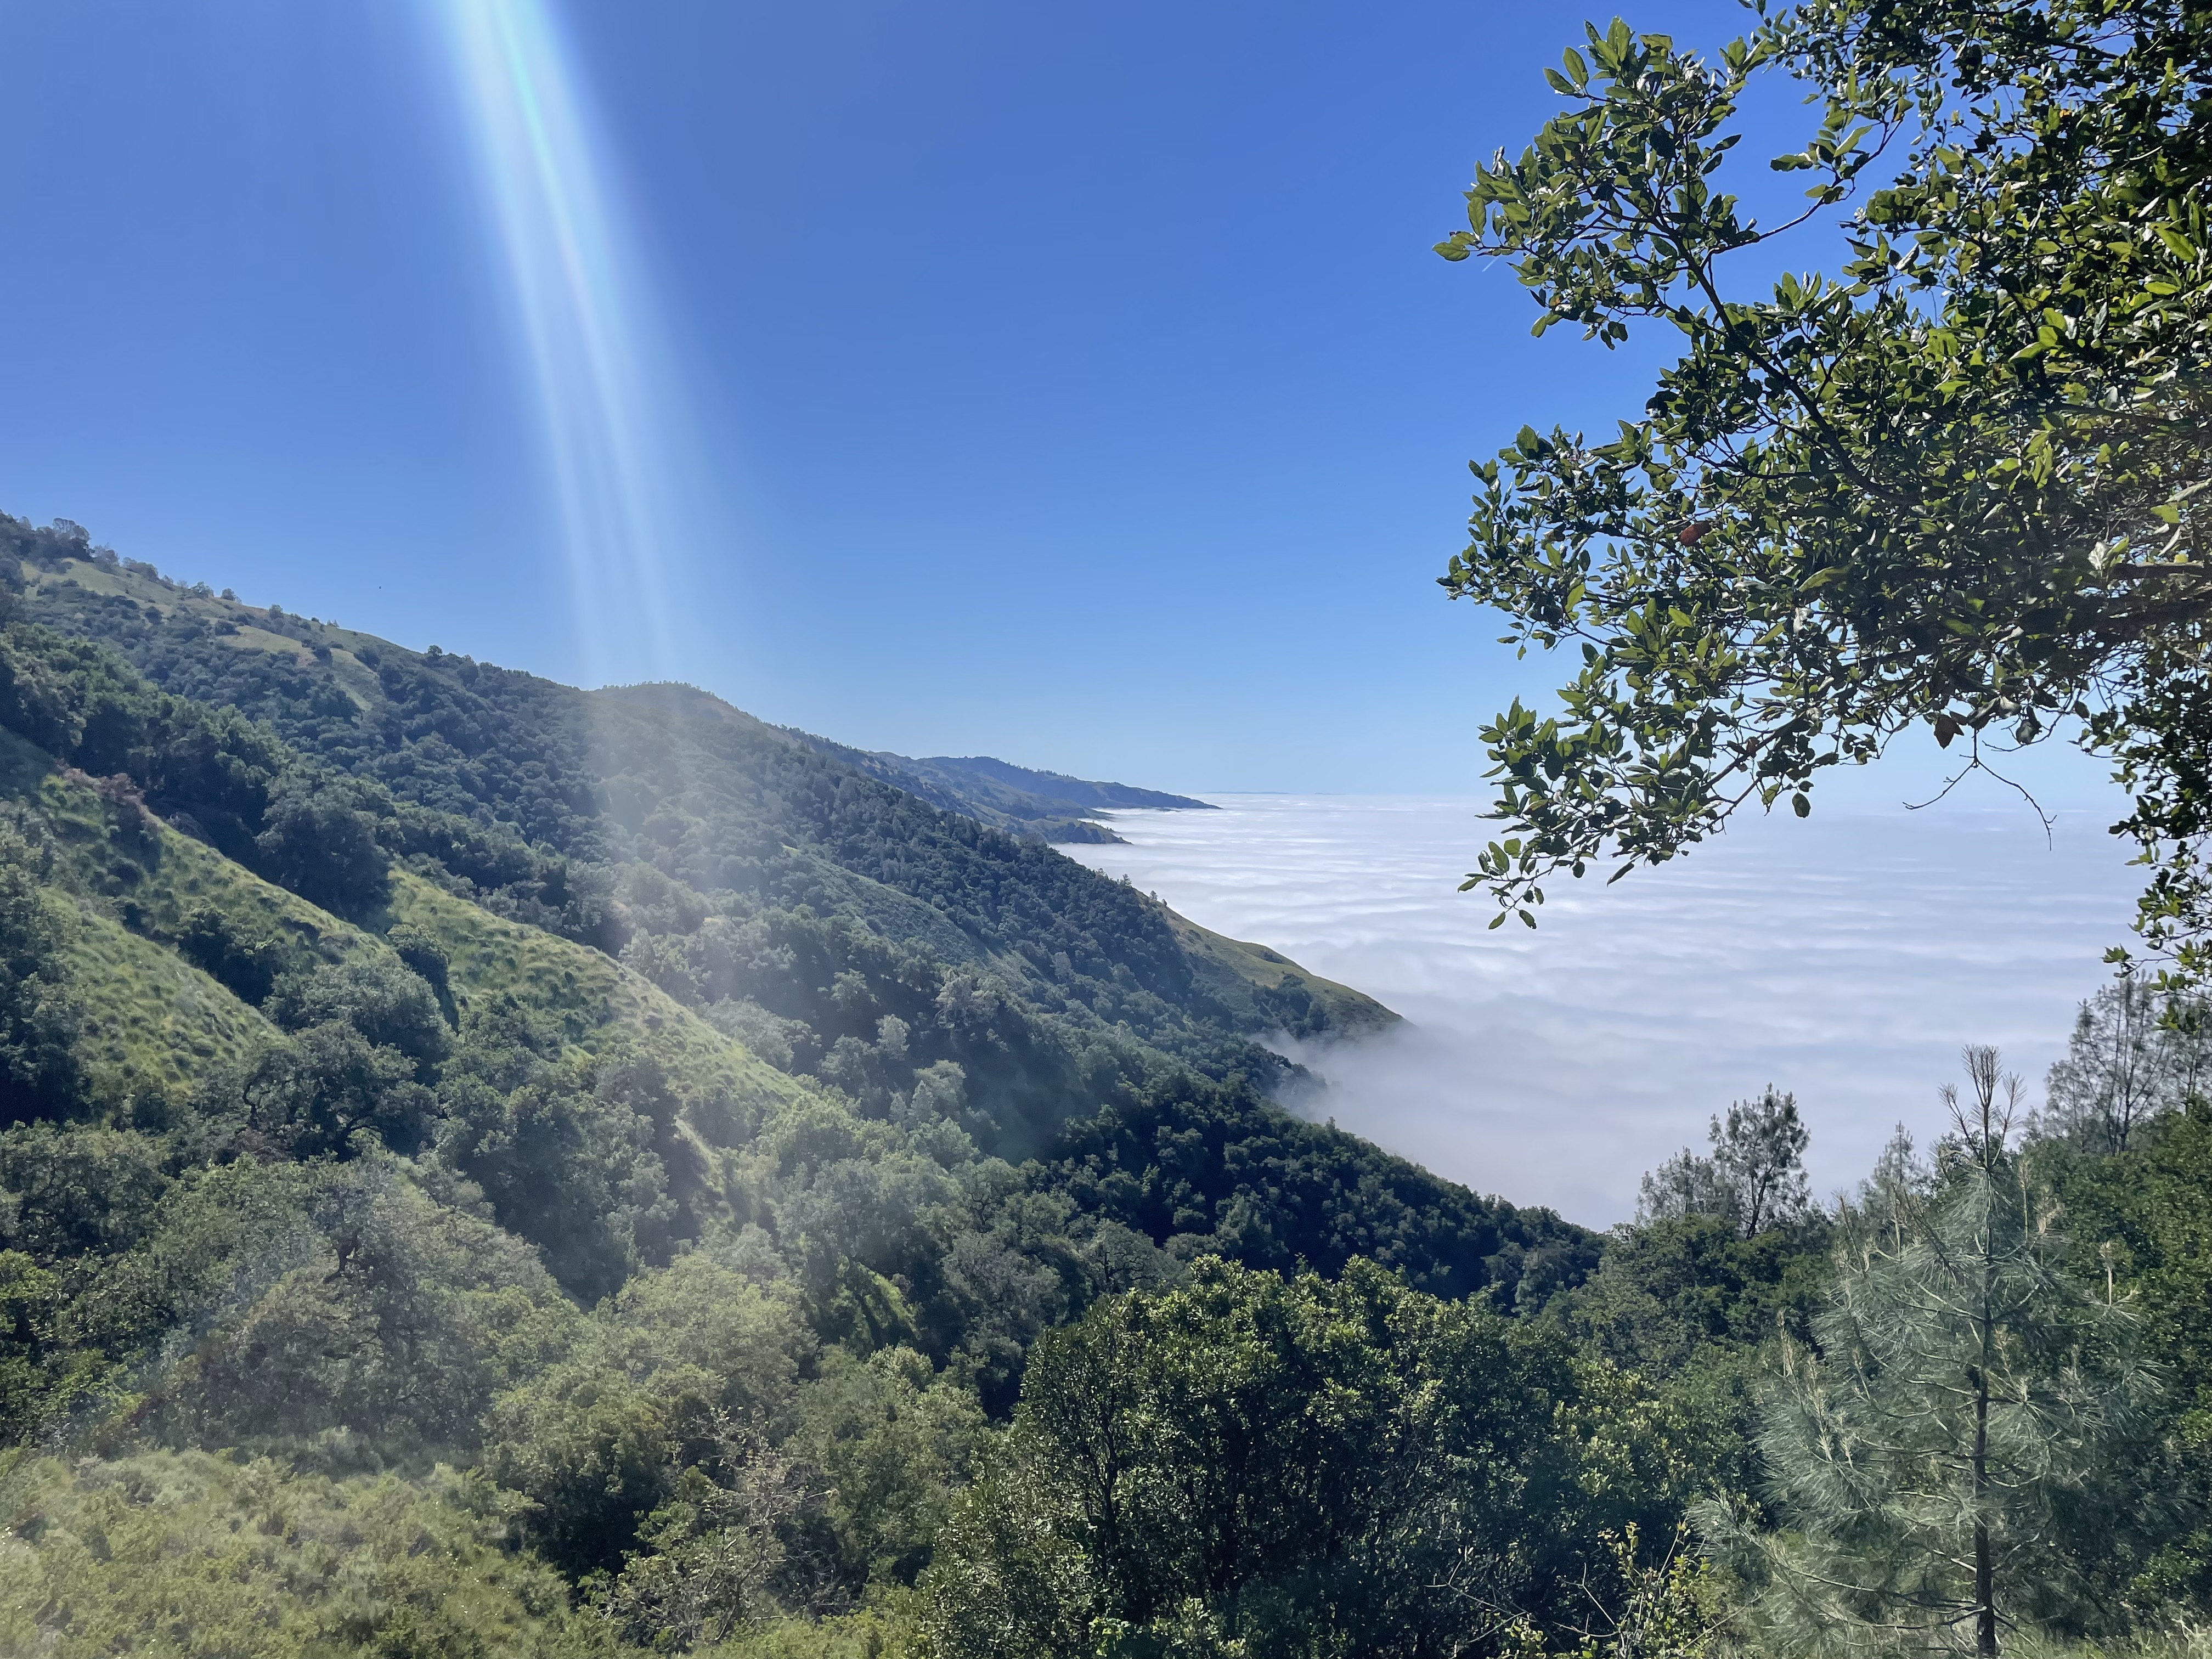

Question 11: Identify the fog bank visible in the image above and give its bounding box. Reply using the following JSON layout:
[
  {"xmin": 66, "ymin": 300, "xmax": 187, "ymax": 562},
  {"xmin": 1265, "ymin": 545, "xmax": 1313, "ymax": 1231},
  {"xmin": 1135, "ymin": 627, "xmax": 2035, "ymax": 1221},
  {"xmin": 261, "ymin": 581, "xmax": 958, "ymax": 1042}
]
[{"xmin": 1060, "ymin": 795, "xmax": 2141, "ymax": 1226}]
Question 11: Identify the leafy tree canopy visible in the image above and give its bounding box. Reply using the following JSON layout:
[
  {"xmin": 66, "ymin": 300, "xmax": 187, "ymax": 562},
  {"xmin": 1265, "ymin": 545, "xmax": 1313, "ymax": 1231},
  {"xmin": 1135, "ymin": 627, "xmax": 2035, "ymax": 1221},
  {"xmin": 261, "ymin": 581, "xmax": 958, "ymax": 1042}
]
[
  {"xmin": 1440, "ymin": 0, "xmax": 2212, "ymax": 977},
  {"xmin": 919, "ymin": 1255, "xmax": 1759, "ymax": 1656}
]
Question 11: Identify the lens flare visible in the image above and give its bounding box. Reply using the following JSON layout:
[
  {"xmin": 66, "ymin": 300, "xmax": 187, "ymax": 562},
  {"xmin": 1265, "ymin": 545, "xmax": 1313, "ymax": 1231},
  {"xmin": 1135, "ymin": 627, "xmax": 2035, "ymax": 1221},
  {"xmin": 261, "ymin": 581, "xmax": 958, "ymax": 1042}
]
[{"xmin": 430, "ymin": 0, "xmax": 701, "ymax": 685}]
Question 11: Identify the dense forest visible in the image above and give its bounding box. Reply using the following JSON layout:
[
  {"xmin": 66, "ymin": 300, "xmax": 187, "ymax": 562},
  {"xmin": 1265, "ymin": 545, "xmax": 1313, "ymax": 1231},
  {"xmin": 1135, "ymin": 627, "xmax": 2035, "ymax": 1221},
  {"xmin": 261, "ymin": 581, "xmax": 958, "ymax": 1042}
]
[{"xmin": 3, "ymin": 516, "xmax": 2207, "ymax": 1656}]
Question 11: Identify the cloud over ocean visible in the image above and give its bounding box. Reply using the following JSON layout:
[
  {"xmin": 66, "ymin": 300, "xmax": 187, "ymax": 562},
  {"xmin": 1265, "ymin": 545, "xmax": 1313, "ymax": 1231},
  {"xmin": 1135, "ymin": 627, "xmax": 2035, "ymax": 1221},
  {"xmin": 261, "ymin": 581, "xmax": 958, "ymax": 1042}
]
[{"xmin": 1061, "ymin": 794, "xmax": 2142, "ymax": 1226}]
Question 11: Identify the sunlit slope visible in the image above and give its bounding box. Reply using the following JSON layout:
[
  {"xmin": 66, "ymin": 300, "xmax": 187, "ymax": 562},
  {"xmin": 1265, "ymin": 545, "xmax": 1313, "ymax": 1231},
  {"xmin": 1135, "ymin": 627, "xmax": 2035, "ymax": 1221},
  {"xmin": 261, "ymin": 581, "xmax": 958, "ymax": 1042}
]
[
  {"xmin": 0, "ymin": 730, "xmax": 298, "ymax": 1095},
  {"xmin": 0, "ymin": 726, "xmax": 798, "ymax": 1124},
  {"xmin": 16, "ymin": 546, "xmax": 1395, "ymax": 1049},
  {"xmin": 1171, "ymin": 914, "xmax": 1395, "ymax": 1040},
  {"xmin": 589, "ymin": 683, "xmax": 1400, "ymax": 1043},
  {"xmin": 0, "ymin": 521, "xmax": 1595, "ymax": 1376},
  {"xmin": 59, "ymin": 909, "xmax": 268, "ymax": 1099},
  {"xmin": 385, "ymin": 872, "xmax": 803, "ymax": 1119}
]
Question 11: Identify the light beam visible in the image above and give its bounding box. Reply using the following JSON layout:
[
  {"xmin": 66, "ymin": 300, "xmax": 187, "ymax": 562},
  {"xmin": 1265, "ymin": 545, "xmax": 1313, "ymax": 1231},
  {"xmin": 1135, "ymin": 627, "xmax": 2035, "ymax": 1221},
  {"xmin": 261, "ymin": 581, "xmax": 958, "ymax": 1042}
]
[{"xmin": 430, "ymin": 0, "xmax": 701, "ymax": 685}]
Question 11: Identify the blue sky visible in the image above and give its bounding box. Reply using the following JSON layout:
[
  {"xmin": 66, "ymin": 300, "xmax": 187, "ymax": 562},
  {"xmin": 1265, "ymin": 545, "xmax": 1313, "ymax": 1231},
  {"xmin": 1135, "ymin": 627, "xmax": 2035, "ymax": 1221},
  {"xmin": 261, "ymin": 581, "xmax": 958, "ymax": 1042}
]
[{"xmin": 0, "ymin": 0, "xmax": 2120, "ymax": 809}]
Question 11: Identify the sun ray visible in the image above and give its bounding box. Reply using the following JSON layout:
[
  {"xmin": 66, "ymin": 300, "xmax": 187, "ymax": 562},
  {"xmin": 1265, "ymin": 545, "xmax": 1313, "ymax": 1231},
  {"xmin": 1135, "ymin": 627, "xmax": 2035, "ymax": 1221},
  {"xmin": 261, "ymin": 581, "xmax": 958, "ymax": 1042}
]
[{"xmin": 429, "ymin": 0, "xmax": 696, "ymax": 686}]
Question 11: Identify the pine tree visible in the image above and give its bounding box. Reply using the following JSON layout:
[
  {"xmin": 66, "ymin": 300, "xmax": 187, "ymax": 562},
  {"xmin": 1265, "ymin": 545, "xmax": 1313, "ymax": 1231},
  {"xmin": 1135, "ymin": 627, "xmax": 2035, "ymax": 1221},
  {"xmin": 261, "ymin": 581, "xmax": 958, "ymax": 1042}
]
[
  {"xmin": 1705, "ymin": 1050, "xmax": 2162, "ymax": 1656},
  {"xmin": 2039, "ymin": 976, "xmax": 2212, "ymax": 1153},
  {"xmin": 1638, "ymin": 1086, "xmax": 1812, "ymax": 1237}
]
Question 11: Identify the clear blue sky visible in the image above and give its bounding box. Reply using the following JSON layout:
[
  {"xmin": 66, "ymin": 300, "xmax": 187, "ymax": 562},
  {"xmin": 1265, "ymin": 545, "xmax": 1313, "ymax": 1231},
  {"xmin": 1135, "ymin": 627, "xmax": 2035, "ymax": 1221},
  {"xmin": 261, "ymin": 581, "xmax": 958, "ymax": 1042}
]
[{"xmin": 0, "ymin": 0, "xmax": 2088, "ymax": 803}]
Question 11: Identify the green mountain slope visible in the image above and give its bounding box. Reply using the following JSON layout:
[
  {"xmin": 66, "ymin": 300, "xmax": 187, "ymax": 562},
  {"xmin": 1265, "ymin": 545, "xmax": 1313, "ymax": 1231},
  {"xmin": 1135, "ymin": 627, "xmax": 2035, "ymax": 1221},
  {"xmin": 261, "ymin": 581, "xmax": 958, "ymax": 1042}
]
[
  {"xmin": 10, "ymin": 536, "xmax": 1385, "ymax": 1062},
  {"xmin": 0, "ymin": 512, "xmax": 1605, "ymax": 1654},
  {"xmin": 0, "ymin": 516, "xmax": 1571, "ymax": 1300},
  {"xmin": 1, "ymin": 510, "xmax": 2203, "ymax": 1647},
  {"xmin": 0, "ymin": 724, "xmax": 802, "ymax": 1128}
]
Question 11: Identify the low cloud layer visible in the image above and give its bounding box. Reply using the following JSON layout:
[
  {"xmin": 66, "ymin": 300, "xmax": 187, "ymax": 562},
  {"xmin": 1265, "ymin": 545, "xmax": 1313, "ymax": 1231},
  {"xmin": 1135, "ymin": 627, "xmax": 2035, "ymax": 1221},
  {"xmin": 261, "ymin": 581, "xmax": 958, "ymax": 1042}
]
[{"xmin": 1061, "ymin": 795, "xmax": 2142, "ymax": 1227}]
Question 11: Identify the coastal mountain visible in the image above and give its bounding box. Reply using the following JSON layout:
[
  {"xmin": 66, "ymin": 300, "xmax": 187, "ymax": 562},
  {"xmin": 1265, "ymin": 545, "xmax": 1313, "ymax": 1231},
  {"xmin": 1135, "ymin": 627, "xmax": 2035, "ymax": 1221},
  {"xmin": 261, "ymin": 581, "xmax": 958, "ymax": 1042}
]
[
  {"xmin": 779, "ymin": 734, "xmax": 1212, "ymax": 844},
  {"xmin": 9, "ymin": 512, "xmax": 2200, "ymax": 1652},
  {"xmin": 0, "ymin": 510, "xmax": 1584, "ymax": 1276},
  {"xmin": 913, "ymin": 753, "xmax": 1212, "ymax": 813},
  {"xmin": 0, "ymin": 512, "xmax": 1610, "ymax": 1652},
  {"xmin": 9, "ymin": 530, "xmax": 1389, "ymax": 1060}
]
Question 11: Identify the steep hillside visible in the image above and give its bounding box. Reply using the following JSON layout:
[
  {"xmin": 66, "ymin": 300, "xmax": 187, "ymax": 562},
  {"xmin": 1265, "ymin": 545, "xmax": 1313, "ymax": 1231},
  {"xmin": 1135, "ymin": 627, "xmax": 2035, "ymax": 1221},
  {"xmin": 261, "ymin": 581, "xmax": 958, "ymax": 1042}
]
[
  {"xmin": 9, "ymin": 529, "xmax": 1385, "ymax": 1068},
  {"xmin": 0, "ymin": 725, "xmax": 802, "ymax": 1127},
  {"xmin": 0, "ymin": 515, "xmax": 1617, "ymax": 1655},
  {"xmin": 0, "ymin": 516, "xmax": 1572, "ymax": 1295},
  {"xmin": 0, "ymin": 604, "xmax": 1587, "ymax": 1222},
  {"xmin": 917, "ymin": 752, "xmax": 1213, "ymax": 812}
]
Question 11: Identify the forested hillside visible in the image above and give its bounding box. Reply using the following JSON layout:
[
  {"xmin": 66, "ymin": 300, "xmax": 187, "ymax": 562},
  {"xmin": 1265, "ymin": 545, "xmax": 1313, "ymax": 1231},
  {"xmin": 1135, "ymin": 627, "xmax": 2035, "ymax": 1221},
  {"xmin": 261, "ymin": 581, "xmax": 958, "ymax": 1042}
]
[
  {"xmin": 0, "ymin": 514, "xmax": 1609, "ymax": 1651},
  {"xmin": 5, "ymin": 513, "xmax": 2209, "ymax": 1656},
  {"xmin": 20, "ymin": 0, "xmax": 2212, "ymax": 1631}
]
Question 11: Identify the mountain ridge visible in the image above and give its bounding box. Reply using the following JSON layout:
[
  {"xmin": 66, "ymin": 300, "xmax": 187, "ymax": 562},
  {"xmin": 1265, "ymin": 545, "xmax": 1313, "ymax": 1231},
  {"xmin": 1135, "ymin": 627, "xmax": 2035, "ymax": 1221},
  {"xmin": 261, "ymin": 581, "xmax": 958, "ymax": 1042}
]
[
  {"xmin": 9, "ymin": 548, "xmax": 1330, "ymax": 1039},
  {"xmin": 773, "ymin": 727, "xmax": 1212, "ymax": 845},
  {"xmin": 0, "ymin": 515, "xmax": 1592, "ymax": 1321},
  {"xmin": 917, "ymin": 754, "xmax": 1210, "ymax": 814}
]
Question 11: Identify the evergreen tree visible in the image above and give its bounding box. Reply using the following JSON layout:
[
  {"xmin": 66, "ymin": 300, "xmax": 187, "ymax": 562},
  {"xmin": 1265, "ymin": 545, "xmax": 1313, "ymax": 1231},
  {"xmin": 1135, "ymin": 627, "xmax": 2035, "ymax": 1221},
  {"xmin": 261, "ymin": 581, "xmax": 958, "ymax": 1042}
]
[
  {"xmin": 1638, "ymin": 1086, "xmax": 1812, "ymax": 1237},
  {"xmin": 0, "ymin": 821, "xmax": 82, "ymax": 1122},
  {"xmin": 1706, "ymin": 1051, "xmax": 2162, "ymax": 1655},
  {"xmin": 2039, "ymin": 976, "xmax": 2212, "ymax": 1153}
]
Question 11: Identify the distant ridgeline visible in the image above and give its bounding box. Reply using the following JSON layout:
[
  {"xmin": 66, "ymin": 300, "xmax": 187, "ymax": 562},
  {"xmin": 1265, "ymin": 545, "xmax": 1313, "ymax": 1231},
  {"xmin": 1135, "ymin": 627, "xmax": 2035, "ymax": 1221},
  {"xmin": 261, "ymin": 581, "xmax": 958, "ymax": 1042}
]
[
  {"xmin": 0, "ymin": 513, "xmax": 1588, "ymax": 1314},
  {"xmin": 781, "ymin": 733, "xmax": 1216, "ymax": 844}
]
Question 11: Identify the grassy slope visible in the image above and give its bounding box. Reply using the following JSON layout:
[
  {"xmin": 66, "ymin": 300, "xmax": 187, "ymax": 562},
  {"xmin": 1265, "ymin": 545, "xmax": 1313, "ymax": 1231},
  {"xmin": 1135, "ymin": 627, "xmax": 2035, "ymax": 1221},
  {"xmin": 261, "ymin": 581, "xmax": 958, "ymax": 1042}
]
[
  {"xmin": 0, "ymin": 729, "xmax": 295, "ymax": 1096},
  {"xmin": 0, "ymin": 1451, "xmax": 605, "ymax": 1659},
  {"xmin": 60, "ymin": 909, "xmax": 268, "ymax": 1098},
  {"xmin": 1172, "ymin": 915, "xmax": 1397, "ymax": 1038},
  {"xmin": 386, "ymin": 872, "xmax": 806, "ymax": 1123},
  {"xmin": 20, "ymin": 557, "xmax": 1395, "ymax": 1038},
  {"xmin": 4, "ymin": 529, "xmax": 1598, "ymax": 1349},
  {"xmin": 0, "ymin": 723, "xmax": 803, "ymax": 1131}
]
